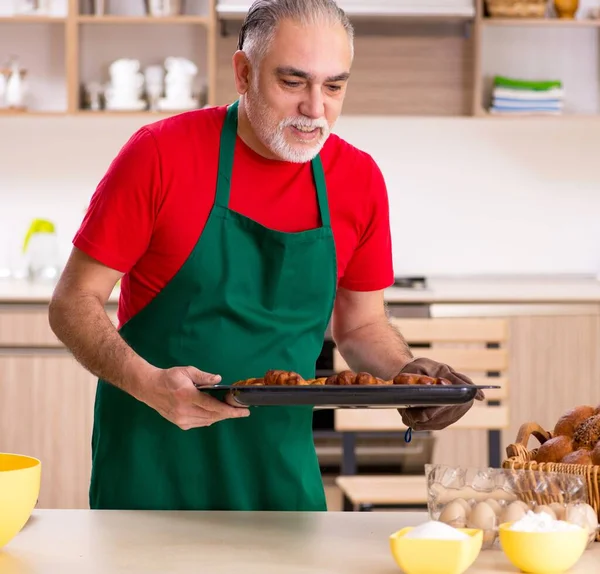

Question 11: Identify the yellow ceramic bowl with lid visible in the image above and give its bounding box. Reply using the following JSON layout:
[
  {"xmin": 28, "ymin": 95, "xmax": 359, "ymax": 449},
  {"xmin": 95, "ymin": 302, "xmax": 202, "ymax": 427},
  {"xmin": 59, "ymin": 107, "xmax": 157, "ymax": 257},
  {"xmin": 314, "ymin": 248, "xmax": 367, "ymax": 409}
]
[
  {"xmin": 0, "ymin": 453, "xmax": 41, "ymax": 548},
  {"xmin": 389, "ymin": 526, "xmax": 483, "ymax": 574},
  {"xmin": 498, "ymin": 522, "xmax": 588, "ymax": 574}
]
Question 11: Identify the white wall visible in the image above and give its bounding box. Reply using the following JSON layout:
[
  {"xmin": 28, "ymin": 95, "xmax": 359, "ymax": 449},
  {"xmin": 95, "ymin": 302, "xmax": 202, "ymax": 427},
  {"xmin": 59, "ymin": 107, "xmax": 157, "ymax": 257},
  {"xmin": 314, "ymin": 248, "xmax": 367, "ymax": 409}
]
[
  {"xmin": 2, "ymin": 0, "xmax": 600, "ymax": 277},
  {"xmin": 1, "ymin": 113, "xmax": 599, "ymax": 277}
]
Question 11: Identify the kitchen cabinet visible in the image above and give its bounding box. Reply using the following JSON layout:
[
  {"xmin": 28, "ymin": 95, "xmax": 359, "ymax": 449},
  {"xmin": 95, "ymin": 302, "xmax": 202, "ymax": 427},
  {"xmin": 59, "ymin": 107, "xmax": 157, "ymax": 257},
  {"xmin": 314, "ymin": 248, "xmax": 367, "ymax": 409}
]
[
  {"xmin": 1, "ymin": 300, "xmax": 600, "ymax": 508},
  {"xmin": 428, "ymin": 304, "xmax": 600, "ymax": 470},
  {"xmin": 0, "ymin": 302, "xmax": 116, "ymax": 509},
  {"xmin": 0, "ymin": 351, "xmax": 96, "ymax": 509}
]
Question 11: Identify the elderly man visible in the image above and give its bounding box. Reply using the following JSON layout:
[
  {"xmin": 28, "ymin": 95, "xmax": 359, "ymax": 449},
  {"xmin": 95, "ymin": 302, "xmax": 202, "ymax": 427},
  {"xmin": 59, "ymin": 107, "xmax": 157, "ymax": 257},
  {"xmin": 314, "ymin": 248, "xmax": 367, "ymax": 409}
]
[{"xmin": 49, "ymin": 0, "xmax": 482, "ymax": 511}]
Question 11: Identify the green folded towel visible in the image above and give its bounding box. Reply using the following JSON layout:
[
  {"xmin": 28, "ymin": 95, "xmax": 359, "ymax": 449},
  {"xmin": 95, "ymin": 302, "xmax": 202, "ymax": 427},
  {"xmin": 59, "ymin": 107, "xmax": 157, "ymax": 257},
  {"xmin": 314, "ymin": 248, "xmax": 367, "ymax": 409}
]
[{"xmin": 493, "ymin": 75, "xmax": 563, "ymax": 91}]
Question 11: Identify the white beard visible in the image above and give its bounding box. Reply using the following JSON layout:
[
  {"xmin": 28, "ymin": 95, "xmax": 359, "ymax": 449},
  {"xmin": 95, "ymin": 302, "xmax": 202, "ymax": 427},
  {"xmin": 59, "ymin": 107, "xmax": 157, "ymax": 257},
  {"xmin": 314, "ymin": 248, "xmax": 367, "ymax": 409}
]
[{"xmin": 244, "ymin": 83, "xmax": 332, "ymax": 163}]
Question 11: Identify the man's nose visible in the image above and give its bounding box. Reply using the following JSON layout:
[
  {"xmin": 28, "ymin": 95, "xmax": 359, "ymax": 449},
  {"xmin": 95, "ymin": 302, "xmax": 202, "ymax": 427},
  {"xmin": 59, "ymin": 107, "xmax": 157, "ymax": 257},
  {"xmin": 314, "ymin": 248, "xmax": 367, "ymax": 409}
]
[{"xmin": 299, "ymin": 86, "xmax": 325, "ymax": 119}]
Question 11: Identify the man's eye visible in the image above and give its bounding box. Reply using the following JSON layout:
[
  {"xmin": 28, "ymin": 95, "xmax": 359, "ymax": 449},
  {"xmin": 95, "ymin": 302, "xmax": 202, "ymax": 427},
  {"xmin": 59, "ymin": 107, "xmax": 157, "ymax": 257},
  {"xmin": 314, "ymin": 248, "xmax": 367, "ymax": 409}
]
[
  {"xmin": 327, "ymin": 85, "xmax": 342, "ymax": 92},
  {"xmin": 283, "ymin": 80, "xmax": 301, "ymax": 88}
]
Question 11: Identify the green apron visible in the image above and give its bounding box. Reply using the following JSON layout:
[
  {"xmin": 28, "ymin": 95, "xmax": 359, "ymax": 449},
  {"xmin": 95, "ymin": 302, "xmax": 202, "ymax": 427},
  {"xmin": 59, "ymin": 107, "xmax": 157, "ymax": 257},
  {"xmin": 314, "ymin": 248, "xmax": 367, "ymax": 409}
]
[{"xmin": 89, "ymin": 100, "xmax": 338, "ymax": 511}]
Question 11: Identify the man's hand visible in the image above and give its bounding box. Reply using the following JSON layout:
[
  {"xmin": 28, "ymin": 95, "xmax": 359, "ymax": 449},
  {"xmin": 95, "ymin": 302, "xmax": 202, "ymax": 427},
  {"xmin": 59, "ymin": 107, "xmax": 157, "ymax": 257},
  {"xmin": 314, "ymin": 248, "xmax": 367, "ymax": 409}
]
[
  {"xmin": 141, "ymin": 366, "xmax": 250, "ymax": 430},
  {"xmin": 399, "ymin": 357, "xmax": 485, "ymax": 431}
]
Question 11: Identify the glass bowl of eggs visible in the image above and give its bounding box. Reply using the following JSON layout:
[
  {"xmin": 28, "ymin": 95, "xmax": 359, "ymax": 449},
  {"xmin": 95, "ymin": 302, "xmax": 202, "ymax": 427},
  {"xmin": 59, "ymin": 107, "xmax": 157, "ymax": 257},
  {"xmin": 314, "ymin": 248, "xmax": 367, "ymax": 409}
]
[{"xmin": 425, "ymin": 464, "xmax": 597, "ymax": 550}]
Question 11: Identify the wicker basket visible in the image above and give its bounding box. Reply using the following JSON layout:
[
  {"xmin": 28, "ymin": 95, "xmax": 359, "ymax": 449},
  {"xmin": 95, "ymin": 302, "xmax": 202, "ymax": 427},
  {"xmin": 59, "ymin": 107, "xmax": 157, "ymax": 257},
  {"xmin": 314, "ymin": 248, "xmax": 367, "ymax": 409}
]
[
  {"xmin": 503, "ymin": 421, "xmax": 600, "ymax": 541},
  {"xmin": 485, "ymin": 0, "xmax": 548, "ymax": 17}
]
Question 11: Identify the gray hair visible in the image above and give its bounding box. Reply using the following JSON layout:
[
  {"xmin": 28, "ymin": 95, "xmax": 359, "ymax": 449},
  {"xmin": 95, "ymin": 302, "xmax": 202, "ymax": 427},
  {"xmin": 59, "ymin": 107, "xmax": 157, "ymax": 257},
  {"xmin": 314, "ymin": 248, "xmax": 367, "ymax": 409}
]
[{"xmin": 237, "ymin": 0, "xmax": 354, "ymax": 65}]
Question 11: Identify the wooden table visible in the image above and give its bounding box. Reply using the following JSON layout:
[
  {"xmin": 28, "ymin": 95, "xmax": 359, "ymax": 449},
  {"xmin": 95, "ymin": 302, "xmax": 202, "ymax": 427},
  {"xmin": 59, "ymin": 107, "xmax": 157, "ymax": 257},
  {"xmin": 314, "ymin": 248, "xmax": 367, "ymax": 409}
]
[{"xmin": 1, "ymin": 510, "xmax": 599, "ymax": 573}]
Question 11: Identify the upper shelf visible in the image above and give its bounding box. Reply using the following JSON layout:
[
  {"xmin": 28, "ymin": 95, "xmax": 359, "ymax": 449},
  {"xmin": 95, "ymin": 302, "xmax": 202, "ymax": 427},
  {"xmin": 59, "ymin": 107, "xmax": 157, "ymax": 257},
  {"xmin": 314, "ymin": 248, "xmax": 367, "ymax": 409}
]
[
  {"xmin": 216, "ymin": 2, "xmax": 476, "ymax": 20},
  {"xmin": 77, "ymin": 15, "xmax": 211, "ymax": 25},
  {"xmin": 0, "ymin": 15, "xmax": 66, "ymax": 22},
  {"xmin": 483, "ymin": 17, "xmax": 600, "ymax": 27}
]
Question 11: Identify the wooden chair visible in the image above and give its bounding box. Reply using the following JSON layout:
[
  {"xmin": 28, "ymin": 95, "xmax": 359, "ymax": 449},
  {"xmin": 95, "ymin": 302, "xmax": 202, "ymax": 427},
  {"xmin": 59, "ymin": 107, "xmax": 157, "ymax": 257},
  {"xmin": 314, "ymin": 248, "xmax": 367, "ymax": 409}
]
[{"xmin": 333, "ymin": 316, "xmax": 510, "ymax": 511}]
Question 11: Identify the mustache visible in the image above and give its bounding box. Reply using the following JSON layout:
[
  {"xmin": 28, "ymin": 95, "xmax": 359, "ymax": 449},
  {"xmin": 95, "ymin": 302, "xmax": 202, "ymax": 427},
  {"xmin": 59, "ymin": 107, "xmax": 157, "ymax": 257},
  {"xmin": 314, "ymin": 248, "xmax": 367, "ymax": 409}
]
[{"xmin": 278, "ymin": 116, "xmax": 329, "ymax": 131}]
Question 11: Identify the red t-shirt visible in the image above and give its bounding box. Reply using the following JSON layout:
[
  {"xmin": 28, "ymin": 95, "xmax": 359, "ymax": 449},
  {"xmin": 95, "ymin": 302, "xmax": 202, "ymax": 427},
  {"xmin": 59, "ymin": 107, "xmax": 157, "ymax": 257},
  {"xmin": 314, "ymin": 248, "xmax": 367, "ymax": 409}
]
[{"xmin": 74, "ymin": 105, "xmax": 394, "ymax": 327}]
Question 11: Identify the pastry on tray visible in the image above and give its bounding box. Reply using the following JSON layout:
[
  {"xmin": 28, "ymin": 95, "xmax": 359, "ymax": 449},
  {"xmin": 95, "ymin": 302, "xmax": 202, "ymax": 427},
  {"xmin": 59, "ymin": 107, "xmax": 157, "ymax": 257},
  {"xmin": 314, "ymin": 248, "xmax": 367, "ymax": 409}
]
[{"xmin": 231, "ymin": 369, "xmax": 451, "ymax": 387}]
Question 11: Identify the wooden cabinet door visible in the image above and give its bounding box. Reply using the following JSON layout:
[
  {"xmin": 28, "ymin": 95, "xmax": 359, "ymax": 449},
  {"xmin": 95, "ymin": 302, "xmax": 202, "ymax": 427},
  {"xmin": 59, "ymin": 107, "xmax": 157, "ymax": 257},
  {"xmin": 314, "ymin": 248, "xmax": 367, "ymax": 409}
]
[
  {"xmin": 0, "ymin": 351, "xmax": 96, "ymax": 509},
  {"xmin": 507, "ymin": 313, "xmax": 600, "ymax": 451},
  {"xmin": 428, "ymin": 309, "xmax": 600, "ymax": 470}
]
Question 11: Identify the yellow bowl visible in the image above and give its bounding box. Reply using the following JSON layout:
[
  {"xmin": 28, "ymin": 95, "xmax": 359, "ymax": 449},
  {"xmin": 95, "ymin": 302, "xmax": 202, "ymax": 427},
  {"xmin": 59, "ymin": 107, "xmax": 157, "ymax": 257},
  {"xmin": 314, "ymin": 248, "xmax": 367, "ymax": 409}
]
[
  {"xmin": 389, "ymin": 527, "xmax": 483, "ymax": 574},
  {"xmin": 0, "ymin": 453, "xmax": 41, "ymax": 548},
  {"xmin": 498, "ymin": 522, "xmax": 588, "ymax": 574}
]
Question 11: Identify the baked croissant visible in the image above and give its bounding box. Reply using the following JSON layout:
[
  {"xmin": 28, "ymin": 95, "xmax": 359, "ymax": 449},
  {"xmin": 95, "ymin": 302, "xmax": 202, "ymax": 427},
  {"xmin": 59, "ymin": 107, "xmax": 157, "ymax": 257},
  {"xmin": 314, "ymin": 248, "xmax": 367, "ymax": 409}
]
[{"xmin": 232, "ymin": 368, "xmax": 450, "ymax": 387}]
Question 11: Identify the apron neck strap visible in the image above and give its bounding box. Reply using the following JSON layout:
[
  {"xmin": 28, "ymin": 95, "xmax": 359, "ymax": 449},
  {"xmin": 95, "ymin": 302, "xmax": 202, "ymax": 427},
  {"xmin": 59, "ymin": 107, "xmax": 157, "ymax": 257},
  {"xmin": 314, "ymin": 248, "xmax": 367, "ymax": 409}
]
[
  {"xmin": 215, "ymin": 100, "xmax": 239, "ymax": 209},
  {"xmin": 216, "ymin": 99, "xmax": 331, "ymax": 228},
  {"xmin": 310, "ymin": 154, "xmax": 330, "ymax": 227}
]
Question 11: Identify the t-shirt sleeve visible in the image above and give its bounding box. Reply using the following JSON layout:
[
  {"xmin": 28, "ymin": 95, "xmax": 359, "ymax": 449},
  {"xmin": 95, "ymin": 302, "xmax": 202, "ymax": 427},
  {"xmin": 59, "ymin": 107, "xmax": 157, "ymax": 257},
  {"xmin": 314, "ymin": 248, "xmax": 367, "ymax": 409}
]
[
  {"xmin": 73, "ymin": 127, "xmax": 162, "ymax": 273},
  {"xmin": 338, "ymin": 157, "xmax": 395, "ymax": 292}
]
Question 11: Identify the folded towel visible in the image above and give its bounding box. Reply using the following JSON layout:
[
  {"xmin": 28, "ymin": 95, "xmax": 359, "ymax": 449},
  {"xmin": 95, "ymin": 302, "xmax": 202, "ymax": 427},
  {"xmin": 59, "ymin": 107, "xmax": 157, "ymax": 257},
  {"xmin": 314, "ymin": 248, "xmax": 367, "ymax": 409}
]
[
  {"xmin": 492, "ymin": 98, "xmax": 563, "ymax": 110},
  {"xmin": 493, "ymin": 75, "xmax": 563, "ymax": 91},
  {"xmin": 493, "ymin": 87, "xmax": 565, "ymax": 100},
  {"xmin": 489, "ymin": 106, "xmax": 562, "ymax": 115}
]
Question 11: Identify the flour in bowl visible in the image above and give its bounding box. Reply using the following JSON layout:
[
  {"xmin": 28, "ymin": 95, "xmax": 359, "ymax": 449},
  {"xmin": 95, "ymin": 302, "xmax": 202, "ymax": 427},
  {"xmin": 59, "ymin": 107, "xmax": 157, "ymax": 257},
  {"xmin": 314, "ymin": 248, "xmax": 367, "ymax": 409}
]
[
  {"xmin": 509, "ymin": 511, "xmax": 584, "ymax": 533},
  {"xmin": 404, "ymin": 521, "xmax": 469, "ymax": 540}
]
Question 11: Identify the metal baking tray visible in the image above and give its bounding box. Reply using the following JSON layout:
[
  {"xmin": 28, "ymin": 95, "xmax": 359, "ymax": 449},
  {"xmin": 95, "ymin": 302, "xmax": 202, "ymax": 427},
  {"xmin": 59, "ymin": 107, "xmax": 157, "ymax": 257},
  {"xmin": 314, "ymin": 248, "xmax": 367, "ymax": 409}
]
[{"xmin": 195, "ymin": 384, "xmax": 499, "ymax": 408}]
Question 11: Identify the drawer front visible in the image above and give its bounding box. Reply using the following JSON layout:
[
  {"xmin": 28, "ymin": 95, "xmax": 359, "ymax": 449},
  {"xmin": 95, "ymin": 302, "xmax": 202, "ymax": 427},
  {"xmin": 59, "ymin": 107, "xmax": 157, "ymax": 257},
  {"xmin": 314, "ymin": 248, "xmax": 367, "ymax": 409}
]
[{"xmin": 0, "ymin": 304, "xmax": 118, "ymax": 347}]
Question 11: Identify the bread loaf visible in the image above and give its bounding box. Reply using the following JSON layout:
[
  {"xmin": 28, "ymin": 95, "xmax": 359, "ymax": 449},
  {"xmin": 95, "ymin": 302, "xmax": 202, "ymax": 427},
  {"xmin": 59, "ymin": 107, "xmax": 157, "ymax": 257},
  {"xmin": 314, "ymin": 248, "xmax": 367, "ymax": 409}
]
[
  {"xmin": 535, "ymin": 436, "xmax": 574, "ymax": 464},
  {"xmin": 553, "ymin": 406, "xmax": 595, "ymax": 438},
  {"xmin": 561, "ymin": 449, "xmax": 593, "ymax": 465},
  {"xmin": 591, "ymin": 442, "xmax": 600, "ymax": 466},
  {"xmin": 573, "ymin": 414, "xmax": 600, "ymax": 450}
]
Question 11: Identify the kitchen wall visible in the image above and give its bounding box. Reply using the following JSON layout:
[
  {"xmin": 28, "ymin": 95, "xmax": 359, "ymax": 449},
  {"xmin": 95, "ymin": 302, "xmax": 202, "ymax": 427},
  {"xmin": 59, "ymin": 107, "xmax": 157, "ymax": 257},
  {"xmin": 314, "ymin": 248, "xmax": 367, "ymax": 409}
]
[{"xmin": 2, "ymin": 113, "xmax": 599, "ymax": 278}]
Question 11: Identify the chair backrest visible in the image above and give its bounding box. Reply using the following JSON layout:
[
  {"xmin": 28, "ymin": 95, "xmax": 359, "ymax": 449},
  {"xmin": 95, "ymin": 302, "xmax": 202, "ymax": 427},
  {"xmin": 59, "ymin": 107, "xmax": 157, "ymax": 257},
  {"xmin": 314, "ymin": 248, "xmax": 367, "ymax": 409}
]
[{"xmin": 333, "ymin": 317, "xmax": 510, "ymax": 432}]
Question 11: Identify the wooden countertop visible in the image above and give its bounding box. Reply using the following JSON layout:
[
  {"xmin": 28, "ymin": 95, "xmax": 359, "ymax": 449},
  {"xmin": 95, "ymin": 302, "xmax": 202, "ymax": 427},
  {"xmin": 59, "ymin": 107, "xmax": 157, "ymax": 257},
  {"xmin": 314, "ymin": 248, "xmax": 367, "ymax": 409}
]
[
  {"xmin": 2, "ymin": 275, "xmax": 600, "ymax": 305},
  {"xmin": 2, "ymin": 510, "xmax": 599, "ymax": 573},
  {"xmin": 0, "ymin": 279, "xmax": 120, "ymax": 304},
  {"xmin": 384, "ymin": 275, "xmax": 600, "ymax": 304}
]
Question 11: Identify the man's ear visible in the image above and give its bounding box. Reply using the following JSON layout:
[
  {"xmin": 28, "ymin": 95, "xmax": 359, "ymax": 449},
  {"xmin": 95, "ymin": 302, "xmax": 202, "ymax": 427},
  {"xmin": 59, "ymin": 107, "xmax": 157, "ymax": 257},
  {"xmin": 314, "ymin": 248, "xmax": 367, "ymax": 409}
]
[{"xmin": 232, "ymin": 50, "xmax": 252, "ymax": 94}]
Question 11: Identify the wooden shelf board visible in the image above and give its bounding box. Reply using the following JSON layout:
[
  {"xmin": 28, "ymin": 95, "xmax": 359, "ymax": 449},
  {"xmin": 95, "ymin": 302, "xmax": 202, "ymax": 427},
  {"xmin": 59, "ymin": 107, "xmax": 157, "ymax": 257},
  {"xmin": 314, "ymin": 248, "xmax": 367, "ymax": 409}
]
[
  {"xmin": 75, "ymin": 110, "xmax": 188, "ymax": 117},
  {"xmin": 217, "ymin": 6, "xmax": 475, "ymax": 21},
  {"xmin": 77, "ymin": 15, "xmax": 210, "ymax": 25},
  {"xmin": 0, "ymin": 15, "xmax": 66, "ymax": 23},
  {"xmin": 0, "ymin": 110, "xmax": 67, "ymax": 116},
  {"xmin": 478, "ymin": 109, "xmax": 600, "ymax": 119},
  {"xmin": 483, "ymin": 17, "xmax": 600, "ymax": 27}
]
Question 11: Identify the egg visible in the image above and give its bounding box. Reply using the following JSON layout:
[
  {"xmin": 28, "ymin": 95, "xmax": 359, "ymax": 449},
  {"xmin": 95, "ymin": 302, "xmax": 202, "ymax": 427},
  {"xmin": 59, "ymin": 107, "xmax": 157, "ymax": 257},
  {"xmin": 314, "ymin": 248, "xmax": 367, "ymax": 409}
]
[
  {"xmin": 466, "ymin": 501, "xmax": 498, "ymax": 549},
  {"xmin": 549, "ymin": 502, "xmax": 566, "ymax": 520},
  {"xmin": 454, "ymin": 498, "xmax": 472, "ymax": 513},
  {"xmin": 467, "ymin": 501, "xmax": 497, "ymax": 531},
  {"xmin": 438, "ymin": 500, "xmax": 467, "ymax": 528},
  {"xmin": 534, "ymin": 505, "xmax": 557, "ymax": 520},
  {"xmin": 500, "ymin": 501, "xmax": 527, "ymax": 525},
  {"xmin": 485, "ymin": 498, "xmax": 502, "ymax": 516},
  {"xmin": 565, "ymin": 503, "xmax": 598, "ymax": 545},
  {"xmin": 510, "ymin": 499, "xmax": 530, "ymax": 512}
]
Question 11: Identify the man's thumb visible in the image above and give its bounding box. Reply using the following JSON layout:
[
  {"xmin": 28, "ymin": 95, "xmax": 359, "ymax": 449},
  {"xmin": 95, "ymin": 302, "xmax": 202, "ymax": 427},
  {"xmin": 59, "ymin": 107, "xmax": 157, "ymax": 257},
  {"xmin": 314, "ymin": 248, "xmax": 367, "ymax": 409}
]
[{"xmin": 185, "ymin": 366, "xmax": 221, "ymax": 386}]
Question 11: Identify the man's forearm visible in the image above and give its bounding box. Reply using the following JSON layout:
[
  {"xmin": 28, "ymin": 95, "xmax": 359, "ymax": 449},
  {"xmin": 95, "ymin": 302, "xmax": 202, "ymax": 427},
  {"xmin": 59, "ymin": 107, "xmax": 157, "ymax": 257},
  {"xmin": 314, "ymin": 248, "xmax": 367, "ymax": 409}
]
[
  {"xmin": 48, "ymin": 293, "xmax": 155, "ymax": 400},
  {"xmin": 334, "ymin": 318, "xmax": 414, "ymax": 380}
]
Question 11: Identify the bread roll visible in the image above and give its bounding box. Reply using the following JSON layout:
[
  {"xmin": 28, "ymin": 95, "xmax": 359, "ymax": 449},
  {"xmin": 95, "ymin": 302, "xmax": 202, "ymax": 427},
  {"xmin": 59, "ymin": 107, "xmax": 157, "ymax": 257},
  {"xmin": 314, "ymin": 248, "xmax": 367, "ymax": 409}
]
[
  {"xmin": 591, "ymin": 442, "xmax": 600, "ymax": 466},
  {"xmin": 553, "ymin": 406, "xmax": 595, "ymax": 438},
  {"xmin": 573, "ymin": 414, "xmax": 600, "ymax": 450},
  {"xmin": 561, "ymin": 449, "xmax": 593, "ymax": 465},
  {"xmin": 535, "ymin": 436, "xmax": 574, "ymax": 464}
]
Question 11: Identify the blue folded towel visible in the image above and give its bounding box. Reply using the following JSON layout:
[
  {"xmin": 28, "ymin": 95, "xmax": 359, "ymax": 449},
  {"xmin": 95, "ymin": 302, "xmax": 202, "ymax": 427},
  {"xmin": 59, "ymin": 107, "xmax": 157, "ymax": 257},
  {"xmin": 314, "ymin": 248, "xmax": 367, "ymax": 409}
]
[
  {"xmin": 489, "ymin": 106, "xmax": 562, "ymax": 115},
  {"xmin": 493, "ymin": 97, "xmax": 562, "ymax": 108}
]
